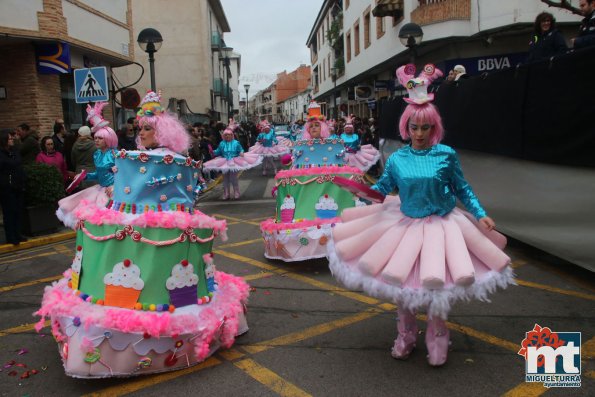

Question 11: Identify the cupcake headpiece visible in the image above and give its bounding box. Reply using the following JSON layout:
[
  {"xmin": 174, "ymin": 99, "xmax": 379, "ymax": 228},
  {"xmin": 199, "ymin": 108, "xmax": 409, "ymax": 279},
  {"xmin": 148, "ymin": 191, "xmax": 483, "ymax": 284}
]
[
  {"xmin": 136, "ymin": 90, "xmax": 164, "ymax": 118},
  {"xmin": 396, "ymin": 64, "xmax": 443, "ymax": 105},
  {"xmin": 86, "ymin": 102, "xmax": 110, "ymax": 132},
  {"xmin": 307, "ymin": 101, "xmax": 326, "ymax": 122}
]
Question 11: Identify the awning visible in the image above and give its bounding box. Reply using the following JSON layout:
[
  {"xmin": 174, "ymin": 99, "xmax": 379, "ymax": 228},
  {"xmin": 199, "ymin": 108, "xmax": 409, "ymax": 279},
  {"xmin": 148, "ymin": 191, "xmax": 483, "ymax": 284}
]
[{"xmin": 372, "ymin": 0, "xmax": 404, "ymax": 18}]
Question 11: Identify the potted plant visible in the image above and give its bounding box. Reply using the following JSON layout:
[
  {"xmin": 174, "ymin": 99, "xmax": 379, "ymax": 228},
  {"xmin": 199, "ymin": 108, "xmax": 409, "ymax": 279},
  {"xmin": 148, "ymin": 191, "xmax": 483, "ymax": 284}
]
[{"xmin": 22, "ymin": 163, "xmax": 65, "ymax": 236}]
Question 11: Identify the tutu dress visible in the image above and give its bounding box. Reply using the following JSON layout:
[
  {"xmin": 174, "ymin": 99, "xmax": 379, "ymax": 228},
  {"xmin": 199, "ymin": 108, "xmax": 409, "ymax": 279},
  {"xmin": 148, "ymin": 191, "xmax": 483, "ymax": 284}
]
[
  {"xmin": 249, "ymin": 130, "xmax": 289, "ymax": 158},
  {"xmin": 341, "ymin": 132, "xmax": 380, "ymax": 172},
  {"xmin": 329, "ymin": 144, "xmax": 514, "ymax": 319},
  {"xmin": 203, "ymin": 139, "xmax": 262, "ymax": 174}
]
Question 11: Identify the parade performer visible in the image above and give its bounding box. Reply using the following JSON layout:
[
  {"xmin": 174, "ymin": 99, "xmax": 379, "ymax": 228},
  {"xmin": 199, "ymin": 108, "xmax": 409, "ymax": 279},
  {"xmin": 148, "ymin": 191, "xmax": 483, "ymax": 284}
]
[
  {"xmin": 203, "ymin": 119, "xmax": 262, "ymax": 200},
  {"xmin": 327, "ymin": 64, "xmax": 514, "ymax": 366},
  {"xmin": 249, "ymin": 120, "xmax": 289, "ymax": 176},
  {"xmin": 56, "ymin": 102, "xmax": 117, "ymax": 227},
  {"xmin": 327, "ymin": 119, "xmax": 339, "ymax": 140},
  {"xmin": 341, "ymin": 115, "xmax": 380, "ymax": 172},
  {"xmin": 37, "ymin": 91, "xmax": 249, "ymax": 378},
  {"xmin": 260, "ymin": 102, "xmax": 366, "ymax": 262}
]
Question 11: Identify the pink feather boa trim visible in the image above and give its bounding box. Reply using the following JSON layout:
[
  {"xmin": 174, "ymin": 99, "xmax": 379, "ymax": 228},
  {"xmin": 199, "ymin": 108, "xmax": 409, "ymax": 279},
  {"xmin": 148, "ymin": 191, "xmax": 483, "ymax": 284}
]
[
  {"xmin": 275, "ymin": 166, "xmax": 363, "ymax": 179},
  {"xmin": 260, "ymin": 216, "xmax": 341, "ymax": 232},
  {"xmin": 74, "ymin": 201, "xmax": 227, "ymax": 233}
]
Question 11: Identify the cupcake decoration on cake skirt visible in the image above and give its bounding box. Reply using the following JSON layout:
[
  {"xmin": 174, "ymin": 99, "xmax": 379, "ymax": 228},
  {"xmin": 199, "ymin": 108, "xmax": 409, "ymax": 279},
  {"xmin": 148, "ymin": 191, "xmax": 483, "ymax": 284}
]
[
  {"xmin": 70, "ymin": 245, "xmax": 83, "ymax": 290},
  {"xmin": 103, "ymin": 259, "xmax": 144, "ymax": 309},
  {"xmin": 166, "ymin": 260, "xmax": 199, "ymax": 307}
]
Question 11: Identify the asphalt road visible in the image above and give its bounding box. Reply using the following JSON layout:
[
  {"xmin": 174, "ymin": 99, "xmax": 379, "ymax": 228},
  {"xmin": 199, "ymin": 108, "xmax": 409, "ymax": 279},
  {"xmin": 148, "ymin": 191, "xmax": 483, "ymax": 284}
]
[{"xmin": 0, "ymin": 167, "xmax": 593, "ymax": 396}]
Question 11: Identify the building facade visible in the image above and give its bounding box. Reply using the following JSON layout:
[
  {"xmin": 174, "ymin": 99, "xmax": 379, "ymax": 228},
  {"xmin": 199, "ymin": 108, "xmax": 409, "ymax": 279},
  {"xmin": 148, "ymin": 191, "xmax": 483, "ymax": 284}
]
[
  {"xmin": 307, "ymin": 0, "xmax": 582, "ymax": 120},
  {"xmin": 0, "ymin": 0, "xmax": 134, "ymax": 134}
]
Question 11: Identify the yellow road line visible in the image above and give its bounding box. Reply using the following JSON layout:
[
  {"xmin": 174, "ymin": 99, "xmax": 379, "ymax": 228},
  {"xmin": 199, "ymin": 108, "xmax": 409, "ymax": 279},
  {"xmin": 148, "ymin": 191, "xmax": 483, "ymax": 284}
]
[
  {"xmin": 516, "ymin": 279, "xmax": 595, "ymax": 301},
  {"xmin": 0, "ymin": 275, "xmax": 61, "ymax": 292},
  {"xmin": 0, "ymin": 320, "xmax": 49, "ymax": 337},
  {"xmin": 510, "ymin": 259, "xmax": 527, "ymax": 268},
  {"xmin": 284, "ymin": 272, "xmax": 381, "ymax": 305},
  {"xmin": 501, "ymin": 382, "xmax": 547, "ymax": 397},
  {"xmin": 211, "ymin": 213, "xmax": 261, "ymax": 226},
  {"xmin": 83, "ymin": 357, "xmax": 222, "ymax": 397},
  {"xmin": 234, "ymin": 358, "xmax": 312, "ymax": 397},
  {"xmin": 214, "ymin": 250, "xmax": 279, "ymax": 271},
  {"xmin": 218, "ymin": 348, "xmax": 245, "ymax": 361},
  {"xmin": 244, "ymin": 272, "xmax": 275, "ymax": 281},
  {"xmin": 242, "ymin": 309, "xmax": 381, "ymax": 354},
  {"xmin": 0, "ymin": 231, "xmax": 75, "ymax": 254},
  {"xmin": 1, "ymin": 250, "xmax": 68, "ymax": 265},
  {"xmin": 218, "ymin": 238, "xmax": 262, "ymax": 249},
  {"xmin": 583, "ymin": 336, "xmax": 595, "ymax": 359}
]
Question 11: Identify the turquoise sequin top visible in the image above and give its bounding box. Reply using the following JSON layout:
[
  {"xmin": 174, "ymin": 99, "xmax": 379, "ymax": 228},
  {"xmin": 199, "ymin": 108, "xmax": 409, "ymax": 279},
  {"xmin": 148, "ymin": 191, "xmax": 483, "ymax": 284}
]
[
  {"xmin": 86, "ymin": 149, "xmax": 115, "ymax": 187},
  {"xmin": 340, "ymin": 133, "xmax": 360, "ymax": 152},
  {"xmin": 213, "ymin": 140, "xmax": 244, "ymax": 160},
  {"xmin": 373, "ymin": 144, "xmax": 487, "ymax": 220},
  {"xmin": 257, "ymin": 131, "xmax": 277, "ymax": 147}
]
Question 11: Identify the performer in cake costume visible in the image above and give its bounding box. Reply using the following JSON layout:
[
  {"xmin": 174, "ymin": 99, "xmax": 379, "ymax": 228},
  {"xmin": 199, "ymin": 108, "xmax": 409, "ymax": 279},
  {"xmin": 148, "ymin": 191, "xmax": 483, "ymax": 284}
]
[
  {"xmin": 260, "ymin": 102, "xmax": 365, "ymax": 262},
  {"xmin": 327, "ymin": 64, "xmax": 514, "ymax": 366},
  {"xmin": 36, "ymin": 91, "xmax": 249, "ymax": 378},
  {"xmin": 203, "ymin": 119, "xmax": 262, "ymax": 200},
  {"xmin": 249, "ymin": 120, "xmax": 289, "ymax": 176},
  {"xmin": 341, "ymin": 115, "xmax": 380, "ymax": 172},
  {"xmin": 56, "ymin": 102, "xmax": 118, "ymax": 227}
]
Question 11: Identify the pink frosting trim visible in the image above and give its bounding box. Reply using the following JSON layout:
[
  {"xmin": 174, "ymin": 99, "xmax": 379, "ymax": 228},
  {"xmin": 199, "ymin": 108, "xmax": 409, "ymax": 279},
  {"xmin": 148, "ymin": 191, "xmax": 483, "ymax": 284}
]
[
  {"xmin": 276, "ymin": 166, "xmax": 363, "ymax": 179},
  {"xmin": 260, "ymin": 217, "xmax": 341, "ymax": 232},
  {"xmin": 74, "ymin": 201, "xmax": 227, "ymax": 233}
]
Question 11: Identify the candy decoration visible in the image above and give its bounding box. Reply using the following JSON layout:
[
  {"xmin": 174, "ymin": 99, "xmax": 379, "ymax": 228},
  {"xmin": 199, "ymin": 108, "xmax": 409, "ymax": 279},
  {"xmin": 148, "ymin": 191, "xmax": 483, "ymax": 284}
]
[
  {"xmin": 138, "ymin": 357, "xmax": 152, "ymax": 369},
  {"xmin": 299, "ymin": 237, "xmax": 309, "ymax": 246},
  {"xmin": 164, "ymin": 353, "xmax": 178, "ymax": 367},
  {"xmin": 85, "ymin": 348, "xmax": 101, "ymax": 363}
]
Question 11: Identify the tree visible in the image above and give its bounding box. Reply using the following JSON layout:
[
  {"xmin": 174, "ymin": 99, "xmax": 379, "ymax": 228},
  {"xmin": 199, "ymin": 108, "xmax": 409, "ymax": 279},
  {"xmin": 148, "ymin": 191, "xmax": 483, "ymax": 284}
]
[{"xmin": 540, "ymin": 0, "xmax": 582, "ymax": 15}]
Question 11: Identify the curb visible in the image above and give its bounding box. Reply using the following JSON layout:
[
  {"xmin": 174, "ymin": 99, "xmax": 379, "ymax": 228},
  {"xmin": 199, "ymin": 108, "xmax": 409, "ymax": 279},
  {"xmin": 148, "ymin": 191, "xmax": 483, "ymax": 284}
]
[{"xmin": 0, "ymin": 230, "xmax": 76, "ymax": 255}]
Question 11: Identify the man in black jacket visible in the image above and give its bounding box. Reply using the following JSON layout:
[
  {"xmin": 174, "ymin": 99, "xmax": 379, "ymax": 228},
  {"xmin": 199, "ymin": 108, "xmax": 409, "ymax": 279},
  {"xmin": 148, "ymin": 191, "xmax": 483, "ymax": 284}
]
[{"xmin": 574, "ymin": 0, "xmax": 595, "ymax": 49}]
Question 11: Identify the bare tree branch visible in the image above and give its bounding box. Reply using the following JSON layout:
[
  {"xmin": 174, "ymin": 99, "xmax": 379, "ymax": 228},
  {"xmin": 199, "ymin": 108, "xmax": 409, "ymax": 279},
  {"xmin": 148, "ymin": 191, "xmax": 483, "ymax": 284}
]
[{"xmin": 540, "ymin": 0, "xmax": 582, "ymax": 16}]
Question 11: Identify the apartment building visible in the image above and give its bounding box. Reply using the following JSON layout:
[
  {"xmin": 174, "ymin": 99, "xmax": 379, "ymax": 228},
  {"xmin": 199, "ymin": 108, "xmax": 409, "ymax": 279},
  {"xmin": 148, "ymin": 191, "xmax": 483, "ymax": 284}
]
[
  {"xmin": 307, "ymin": 0, "xmax": 582, "ymax": 119},
  {"xmin": 0, "ymin": 0, "xmax": 134, "ymax": 133}
]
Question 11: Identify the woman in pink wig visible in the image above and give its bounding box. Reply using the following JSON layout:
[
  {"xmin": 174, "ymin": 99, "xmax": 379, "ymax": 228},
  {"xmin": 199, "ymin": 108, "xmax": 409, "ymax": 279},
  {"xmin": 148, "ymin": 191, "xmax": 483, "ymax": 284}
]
[
  {"xmin": 327, "ymin": 64, "xmax": 514, "ymax": 366},
  {"xmin": 57, "ymin": 102, "xmax": 118, "ymax": 226}
]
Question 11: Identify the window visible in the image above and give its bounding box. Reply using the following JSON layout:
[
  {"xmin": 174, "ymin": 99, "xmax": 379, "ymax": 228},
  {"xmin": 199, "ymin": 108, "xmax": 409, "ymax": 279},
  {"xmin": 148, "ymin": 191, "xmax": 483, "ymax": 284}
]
[
  {"xmin": 376, "ymin": 1, "xmax": 386, "ymax": 39},
  {"xmin": 328, "ymin": 54, "xmax": 332, "ymax": 78},
  {"xmin": 354, "ymin": 20, "xmax": 360, "ymax": 56},
  {"xmin": 345, "ymin": 0, "xmax": 350, "ymax": 9},
  {"xmin": 364, "ymin": 8, "xmax": 371, "ymax": 49},
  {"xmin": 322, "ymin": 20, "xmax": 325, "ymax": 45},
  {"xmin": 346, "ymin": 31, "xmax": 351, "ymax": 62}
]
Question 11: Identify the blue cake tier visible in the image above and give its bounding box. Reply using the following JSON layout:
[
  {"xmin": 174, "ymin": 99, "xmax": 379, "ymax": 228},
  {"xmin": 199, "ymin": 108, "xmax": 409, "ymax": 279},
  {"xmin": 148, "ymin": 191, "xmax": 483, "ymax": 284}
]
[
  {"xmin": 291, "ymin": 138, "xmax": 345, "ymax": 168},
  {"xmin": 110, "ymin": 149, "xmax": 201, "ymax": 214}
]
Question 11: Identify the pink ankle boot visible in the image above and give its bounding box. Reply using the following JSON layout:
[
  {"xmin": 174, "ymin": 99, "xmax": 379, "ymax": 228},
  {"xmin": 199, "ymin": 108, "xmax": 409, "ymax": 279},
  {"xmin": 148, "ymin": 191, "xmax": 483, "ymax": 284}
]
[
  {"xmin": 425, "ymin": 316, "xmax": 450, "ymax": 366},
  {"xmin": 391, "ymin": 308, "xmax": 418, "ymax": 359},
  {"xmin": 234, "ymin": 190, "xmax": 240, "ymax": 199},
  {"xmin": 222, "ymin": 188, "xmax": 229, "ymax": 200}
]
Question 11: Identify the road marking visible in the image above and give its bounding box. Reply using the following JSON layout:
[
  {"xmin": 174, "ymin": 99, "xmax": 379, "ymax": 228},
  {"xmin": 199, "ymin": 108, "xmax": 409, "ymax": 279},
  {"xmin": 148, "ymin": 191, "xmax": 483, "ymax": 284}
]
[
  {"xmin": 516, "ymin": 279, "xmax": 595, "ymax": 301},
  {"xmin": 510, "ymin": 259, "xmax": 527, "ymax": 268},
  {"xmin": 0, "ymin": 250, "xmax": 68, "ymax": 265},
  {"xmin": 0, "ymin": 320, "xmax": 49, "ymax": 337},
  {"xmin": 210, "ymin": 213, "xmax": 261, "ymax": 226},
  {"xmin": 0, "ymin": 275, "xmax": 61, "ymax": 292},
  {"xmin": 234, "ymin": 358, "xmax": 312, "ymax": 397},
  {"xmin": 218, "ymin": 348, "xmax": 245, "ymax": 361},
  {"xmin": 583, "ymin": 336, "xmax": 595, "ymax": 359},
  {"xmin": 501, "ymin": 382, "xmax": 547, "ymax": 397},
  {"xmin": 83, "ymin": 357, "xmax": 222, "ymax": 397},
  {"xmin": 218, "ymin": 238, "xmax": 262, "ymax": 249},
  {"xmin": 244, "ymin": 272, "xmax": 275, "ymax": 281},
  {"xmin": 242, "ymin": 309, "xmax": 381, "ymax": 354},
  {"xmin": 214, "ymin": 250, "xmax": 280, "ymax": 271}
]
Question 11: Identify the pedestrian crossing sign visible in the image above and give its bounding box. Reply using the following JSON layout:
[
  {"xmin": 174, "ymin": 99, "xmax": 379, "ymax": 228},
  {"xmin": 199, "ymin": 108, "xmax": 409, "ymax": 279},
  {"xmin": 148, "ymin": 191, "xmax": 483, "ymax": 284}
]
[{"xmin": 74, "ymin": 67, "xmax": 109, "ymax": 103}]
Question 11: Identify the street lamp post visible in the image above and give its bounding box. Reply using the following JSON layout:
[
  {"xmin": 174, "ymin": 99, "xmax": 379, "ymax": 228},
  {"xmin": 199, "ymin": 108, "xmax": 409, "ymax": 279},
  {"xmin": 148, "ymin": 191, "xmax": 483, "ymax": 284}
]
[
  {"xmin": 137, "ymin": 28, "xmax": 163, "ymax": 92},
  {"xmin": 244, "ymin": 84, "xmax": 250, "ymax": 122},
  {"xmin": 220, "ymin": 46, "xmax": 233, "ymax": 120},
  {"xmin": 398, "ymin": 23, "xmax": 423, "ymax": 65},
  {"xmin": 330, "ymin": 67, "xmax": 338, "ymax": 120}
]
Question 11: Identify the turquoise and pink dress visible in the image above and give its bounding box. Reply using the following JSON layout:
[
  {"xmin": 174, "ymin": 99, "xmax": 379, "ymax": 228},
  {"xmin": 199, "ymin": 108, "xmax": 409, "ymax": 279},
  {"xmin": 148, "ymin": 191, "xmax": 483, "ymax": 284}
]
[
  {"xmin": 341, "ymin": 133, "xmax": 380, "ymax": 172},
  {"xmin": 328, "ymin": 144, "xmax": 514, "ymax": 319},
  {"xmin": 203, "ymin": 139, "xmax": 262, "ymax": 174},
  {"xmin": 249, "ymin": 131, "xmax": 289, "ymax": 157}
]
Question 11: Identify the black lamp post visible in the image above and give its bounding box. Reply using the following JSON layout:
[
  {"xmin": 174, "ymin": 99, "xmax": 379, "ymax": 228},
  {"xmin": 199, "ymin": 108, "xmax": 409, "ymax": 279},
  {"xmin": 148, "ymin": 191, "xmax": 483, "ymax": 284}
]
[
  {"xmin": 221, "ymin": 46, "xmax": 233, "ymax": 120},
  {"xmin": 398, "ymin": 23, "xmax": 423, "ymax": 64},
  {"xmin": 137, "ymin": 28, "xmax": 163, "ymax": 92},
  {"xmin": 244, "ymin": 84, "xmax": 250, "ymax": 121},
  {"xmin": 330, "ymin": 67, "xmax": 338, "ymax": 120}
]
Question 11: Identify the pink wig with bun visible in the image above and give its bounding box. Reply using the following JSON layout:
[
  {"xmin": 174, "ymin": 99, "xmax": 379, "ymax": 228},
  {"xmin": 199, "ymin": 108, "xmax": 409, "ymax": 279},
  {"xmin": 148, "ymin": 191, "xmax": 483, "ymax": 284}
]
[
  {"xmin": 137, "ymin": 112, "xmax": 190, "ymax": 153},
  {"xmin": 93, "ymin": 126, "xmax": 118, "ymax": 149},
  {"xmin": 302, "ymin": 119, "xmax": 330, "ymax": 139},
  {"xmin": 398, "ymin": 102, "xmax": 444, "ymax": 145}
]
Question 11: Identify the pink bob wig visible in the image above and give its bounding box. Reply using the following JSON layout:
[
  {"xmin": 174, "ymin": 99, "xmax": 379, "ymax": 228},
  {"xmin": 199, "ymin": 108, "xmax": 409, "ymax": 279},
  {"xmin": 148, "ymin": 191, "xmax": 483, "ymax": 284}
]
[
  {"xmin": 93, "ymin": 126, "xmax": 118, "ymax": 149},
  {"xmin": 398, "ymin": 102, "xmax": 444, "ymax": 145},
  {"xmin": 137, "ymin": 112, "xmax": 190, "ymax": 153},
  {"xmin": 302, "ymin": 119, "xmax": 330, "ymax": 139}
]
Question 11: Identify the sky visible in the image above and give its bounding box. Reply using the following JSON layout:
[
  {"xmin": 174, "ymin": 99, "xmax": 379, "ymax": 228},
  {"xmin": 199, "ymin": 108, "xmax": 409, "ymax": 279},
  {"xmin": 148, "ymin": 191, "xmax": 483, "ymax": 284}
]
[{"xmin": 220, "ymin": 0, "xmax": 321, "ymax": 99}]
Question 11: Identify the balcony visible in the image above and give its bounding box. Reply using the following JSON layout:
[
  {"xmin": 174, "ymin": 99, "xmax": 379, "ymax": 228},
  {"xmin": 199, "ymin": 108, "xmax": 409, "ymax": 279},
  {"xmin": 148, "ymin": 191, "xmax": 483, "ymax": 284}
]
[
  {"xmin": 411, "ymin": 0, "xmax": 471, "ymax": 26},
  {"xmin": 211, "ymin": 31, "xmax": 222, "ymax": 51},
  {"xmin": 213, "ymin": 78, "xmax": 223, "ymax": 96}
]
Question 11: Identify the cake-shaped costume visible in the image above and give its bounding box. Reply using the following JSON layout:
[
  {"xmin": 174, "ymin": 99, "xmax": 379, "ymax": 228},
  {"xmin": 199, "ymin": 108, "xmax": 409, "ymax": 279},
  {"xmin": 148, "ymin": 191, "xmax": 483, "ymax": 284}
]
[
  {"xmin": 327, "ymin": 64, "xmax": 514, "ymax": 367},
  {"xmin": 260, "ymin": 101, "xmax": 365, "ymax": 262},
  {"xmin": 36, "ymin": 91, "xmax": 249, "ymax": 378},
  {"xmin": 57, "ymin": 102, "xmax": 118, "ymax": 227},
  {"xmin": 203, "ymin": 119, "xmax": 262, "ymax": 200},
  {"xmin": 341, "ymin": 115, "xmax": 380, "ymax": 172}
]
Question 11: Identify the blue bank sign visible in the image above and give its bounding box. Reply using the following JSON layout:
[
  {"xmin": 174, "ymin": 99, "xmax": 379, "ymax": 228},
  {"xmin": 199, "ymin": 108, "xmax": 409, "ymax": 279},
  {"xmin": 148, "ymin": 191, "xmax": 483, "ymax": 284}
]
[{"xmin": 443, "ymin": 52, "xmax": 528, "ymax": 76}]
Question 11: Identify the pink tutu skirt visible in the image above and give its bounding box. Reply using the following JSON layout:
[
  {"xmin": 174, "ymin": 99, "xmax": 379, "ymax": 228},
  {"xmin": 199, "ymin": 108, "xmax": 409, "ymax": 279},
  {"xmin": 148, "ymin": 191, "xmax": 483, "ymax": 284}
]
[
  {"xmin": 248, "ymin": 143, "xmax": 290, "ymax": 158},
  {"xmin": 328, "ymin": 196, "xmax": 514, "ymax": 319},
  {"xmin": 344, "ymin": 145, "xmax": 381, "ymax": 172},
  {"xmin": 57, "ymin": 185, "xmax": 110, "ymax": 228},
  {"xmin": 203, "ymin": 153, "xmax": 262, "ymax": 174}
]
